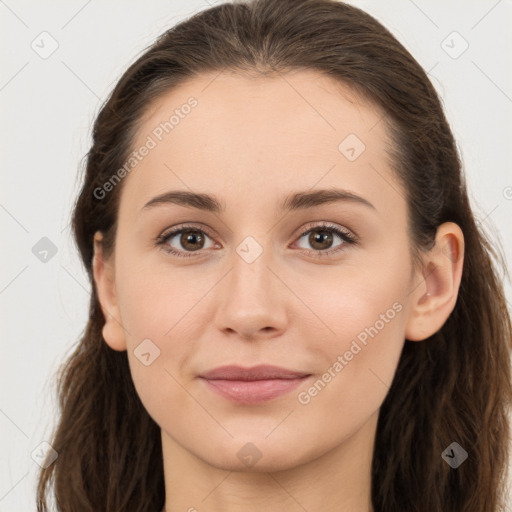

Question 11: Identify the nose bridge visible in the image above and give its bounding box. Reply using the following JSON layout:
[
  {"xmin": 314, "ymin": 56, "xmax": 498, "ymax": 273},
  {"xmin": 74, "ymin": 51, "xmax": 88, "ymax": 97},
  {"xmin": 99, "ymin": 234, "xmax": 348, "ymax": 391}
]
[
  {"xmin": 229, "ymin": 235, "xmax": 277, "ymax": 303},
  {"xmin": 212, "ymin": 233, "xmax": 288, "ymax": 337}
]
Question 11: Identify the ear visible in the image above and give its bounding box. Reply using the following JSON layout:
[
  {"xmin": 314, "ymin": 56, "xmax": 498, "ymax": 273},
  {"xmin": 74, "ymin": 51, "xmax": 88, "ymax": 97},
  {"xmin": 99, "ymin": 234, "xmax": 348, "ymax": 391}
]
[
  {"xmin": 92, "ymin": 231, "xmax": 127, "ymax": 351},
  {"xmin": 405, "ymin": 222, "xmax": 465, "ymax": 342}
]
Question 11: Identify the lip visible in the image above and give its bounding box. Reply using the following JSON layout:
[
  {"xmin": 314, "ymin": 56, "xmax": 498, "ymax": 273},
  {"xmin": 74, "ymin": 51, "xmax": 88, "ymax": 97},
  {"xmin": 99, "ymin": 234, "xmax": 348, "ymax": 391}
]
[
  {"xmin": 199, "ymin": 365, "xmax": 312, "ymax": 404},
  {"xmin": 200, "ymin": 364, "xmax": 310, "ymax": 381}
]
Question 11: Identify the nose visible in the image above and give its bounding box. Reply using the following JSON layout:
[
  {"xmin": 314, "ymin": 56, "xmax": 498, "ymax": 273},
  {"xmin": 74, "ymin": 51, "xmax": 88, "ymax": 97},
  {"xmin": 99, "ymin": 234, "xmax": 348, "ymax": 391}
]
[{"xmin": 212, "ymin": 243, "xmax": 289, "ymax": 341}]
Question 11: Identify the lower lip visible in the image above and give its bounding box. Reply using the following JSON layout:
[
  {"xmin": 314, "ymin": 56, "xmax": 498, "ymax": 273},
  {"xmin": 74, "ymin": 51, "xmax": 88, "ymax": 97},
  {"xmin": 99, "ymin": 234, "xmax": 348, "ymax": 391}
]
[{"xmin": 201, "ymin": 376, "xmax": 311, "ymax": 404}]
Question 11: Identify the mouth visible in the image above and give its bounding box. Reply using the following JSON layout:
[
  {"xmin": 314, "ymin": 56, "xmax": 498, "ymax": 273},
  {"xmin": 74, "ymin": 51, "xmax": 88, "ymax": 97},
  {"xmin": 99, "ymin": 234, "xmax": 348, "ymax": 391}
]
[{"xmin": 199, "ymin": 365, "xmax": 312, "ymax": 404}]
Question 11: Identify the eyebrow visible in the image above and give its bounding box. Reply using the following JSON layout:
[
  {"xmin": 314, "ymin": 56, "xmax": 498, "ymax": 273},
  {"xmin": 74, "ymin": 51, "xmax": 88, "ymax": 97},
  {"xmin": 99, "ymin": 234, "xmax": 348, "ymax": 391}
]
[{"xmin": 141, "ymin": 188, "xmax": 376, "ymax": 214}]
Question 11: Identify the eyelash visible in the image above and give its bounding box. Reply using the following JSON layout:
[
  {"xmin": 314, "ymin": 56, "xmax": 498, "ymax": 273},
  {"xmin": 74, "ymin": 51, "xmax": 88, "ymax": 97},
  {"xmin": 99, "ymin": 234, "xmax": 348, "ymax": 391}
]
[{"xmin": 155, "ymin": 222, "xmax": 358, "ymax": 259}]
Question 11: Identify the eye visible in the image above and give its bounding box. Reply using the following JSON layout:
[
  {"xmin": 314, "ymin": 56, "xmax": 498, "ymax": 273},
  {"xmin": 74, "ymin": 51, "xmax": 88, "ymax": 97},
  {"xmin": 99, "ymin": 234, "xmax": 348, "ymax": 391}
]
[
  {"xmin": 292, "ymin": 222, "xmax": 358, "ymax": 258},
  {"xmin": 156, "ymin": 224, "xmax": 216, "ymax": 258},
  {"xmin": 155, "ymin": 222, "xmax": 358, "ymax": 259}
]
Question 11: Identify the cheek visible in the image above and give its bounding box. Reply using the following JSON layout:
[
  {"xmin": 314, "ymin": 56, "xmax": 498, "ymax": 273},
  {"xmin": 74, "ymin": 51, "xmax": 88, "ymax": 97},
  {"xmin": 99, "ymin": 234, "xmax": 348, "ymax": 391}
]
[
  {"xmin": 113, "ymin": 256, "xmax": 200, "ymax": 421},
  {"xmin": 305, "ymin": 252, "xmax": 408, "ymax": 346},
  {"xmin": 114, "ymin": 249, "xmax": 201, "ymax": 344},
  {"xmin": 292, "ymin": 290, "xmax": 406, "ymax": 450},
  {"xmin": 300, "ymin": 257, "xmax": 409, "ymax": 406}
]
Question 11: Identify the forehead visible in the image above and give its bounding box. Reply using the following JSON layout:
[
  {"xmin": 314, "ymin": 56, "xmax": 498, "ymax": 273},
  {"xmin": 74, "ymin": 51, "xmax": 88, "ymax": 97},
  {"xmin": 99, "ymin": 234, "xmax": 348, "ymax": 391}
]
[{"xmin": 121, "ymin": 69, "xmax": 400, "ymax": 219}]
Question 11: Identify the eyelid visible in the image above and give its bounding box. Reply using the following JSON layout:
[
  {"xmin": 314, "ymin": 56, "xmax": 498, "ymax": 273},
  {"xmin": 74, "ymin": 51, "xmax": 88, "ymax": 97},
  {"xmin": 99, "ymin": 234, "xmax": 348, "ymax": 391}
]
[
  {"xmin": 157, "ymin": 222, "xmax": 217, "ymax": 243},
  {"xmin": 294, "ymin": 221, "xmax": 357, "ymax": 243}
]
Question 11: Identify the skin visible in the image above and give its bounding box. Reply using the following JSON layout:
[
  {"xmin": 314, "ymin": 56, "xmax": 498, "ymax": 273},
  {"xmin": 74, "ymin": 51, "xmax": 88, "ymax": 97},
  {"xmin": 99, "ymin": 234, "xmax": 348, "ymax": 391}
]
[{"xmin": 92, "ymin": 69, "xmax": 464, "ymax": 512}]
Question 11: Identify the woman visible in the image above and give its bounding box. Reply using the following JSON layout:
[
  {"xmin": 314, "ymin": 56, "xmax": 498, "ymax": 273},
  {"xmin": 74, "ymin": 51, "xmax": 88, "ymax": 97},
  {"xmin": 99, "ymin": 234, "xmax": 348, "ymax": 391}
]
[{"xmin": 37, "ymin": 0, "xmax": 512, "ymax": 510}]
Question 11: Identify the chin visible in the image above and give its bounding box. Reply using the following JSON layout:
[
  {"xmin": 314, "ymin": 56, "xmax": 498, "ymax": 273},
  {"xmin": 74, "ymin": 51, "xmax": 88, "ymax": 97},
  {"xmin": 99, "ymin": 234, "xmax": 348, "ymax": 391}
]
[{"xmin": 197, "ymin": 436, "xmax": 314, "ymax": 473}]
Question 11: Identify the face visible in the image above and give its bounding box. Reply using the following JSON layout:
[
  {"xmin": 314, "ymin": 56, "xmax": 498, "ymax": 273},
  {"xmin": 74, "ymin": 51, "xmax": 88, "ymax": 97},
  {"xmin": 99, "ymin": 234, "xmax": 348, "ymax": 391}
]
[{"xmin": 95, "ymin": 69, "xmax": 421, "ymax": 471}]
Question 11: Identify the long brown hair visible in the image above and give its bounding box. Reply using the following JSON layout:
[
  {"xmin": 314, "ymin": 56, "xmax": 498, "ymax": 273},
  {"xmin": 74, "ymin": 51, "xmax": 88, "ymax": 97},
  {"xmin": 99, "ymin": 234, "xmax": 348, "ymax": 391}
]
[{"xmin": 36, "ymin": 0, "xmax": 512, "ymax": 510}]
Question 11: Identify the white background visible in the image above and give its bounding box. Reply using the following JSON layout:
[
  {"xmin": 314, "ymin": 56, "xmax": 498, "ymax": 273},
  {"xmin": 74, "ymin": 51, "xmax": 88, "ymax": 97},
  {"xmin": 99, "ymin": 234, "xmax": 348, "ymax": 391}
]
[{"xmin": 1, "ymin": 0, "xmax": 511, "ymax": 510}]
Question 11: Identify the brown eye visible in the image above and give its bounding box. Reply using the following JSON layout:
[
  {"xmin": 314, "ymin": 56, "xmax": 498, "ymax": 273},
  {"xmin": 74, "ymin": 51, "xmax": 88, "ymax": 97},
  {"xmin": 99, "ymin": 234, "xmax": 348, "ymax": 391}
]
[
  {"xmin": 158, "ymin": 226, "xmax": 215, "ymax": 257},
  {"xmin": 307, "ymin": 229, "xmax": 334, "ymax": 250},
  {"xmin": 157, "ymin": 222, "xmax": 357, "ymax": 259},
  {"xmin": 178, "ymin": 230, "xmax": 206, "ymax": 251},
  {"xmin": 294, "ymin": 223, "xmax": 358, "ymax": 258}
]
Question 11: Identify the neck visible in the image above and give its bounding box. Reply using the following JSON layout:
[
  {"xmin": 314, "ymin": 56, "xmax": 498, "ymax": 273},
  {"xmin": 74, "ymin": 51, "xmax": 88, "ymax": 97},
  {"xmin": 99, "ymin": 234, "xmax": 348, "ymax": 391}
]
[{"xmin": 161, "ymin": 411, "xmax": 377, "ymax": 512}]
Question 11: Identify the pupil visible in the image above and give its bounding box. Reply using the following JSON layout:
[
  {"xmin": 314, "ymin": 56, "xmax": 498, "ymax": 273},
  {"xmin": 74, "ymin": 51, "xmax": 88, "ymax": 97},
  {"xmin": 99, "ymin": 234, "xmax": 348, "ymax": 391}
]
[
  {"xmin": 311, "ymin": 230, "xmax": 332, "ymax": 249},
  {"xmin": 183, "ymin": 231, "xmax": 203, "ymax": 251}
]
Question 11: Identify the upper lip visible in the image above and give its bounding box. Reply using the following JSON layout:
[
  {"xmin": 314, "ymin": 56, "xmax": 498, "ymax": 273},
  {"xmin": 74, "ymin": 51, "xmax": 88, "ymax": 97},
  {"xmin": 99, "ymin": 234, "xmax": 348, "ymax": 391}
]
[{"xmin": 199, "ymin": 365, "xmax": 311, "ymax": 381}]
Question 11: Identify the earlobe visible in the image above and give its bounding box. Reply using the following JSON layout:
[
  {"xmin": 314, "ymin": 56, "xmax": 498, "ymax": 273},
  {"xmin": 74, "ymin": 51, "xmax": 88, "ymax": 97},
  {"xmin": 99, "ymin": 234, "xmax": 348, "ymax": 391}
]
[
  {"xmin": 92, "ymin": 231, "xmax": 127, "ymax": 351},
  {"xmin": 405, "ymin": 222, "xmax": 465, "ymax": 342}
]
